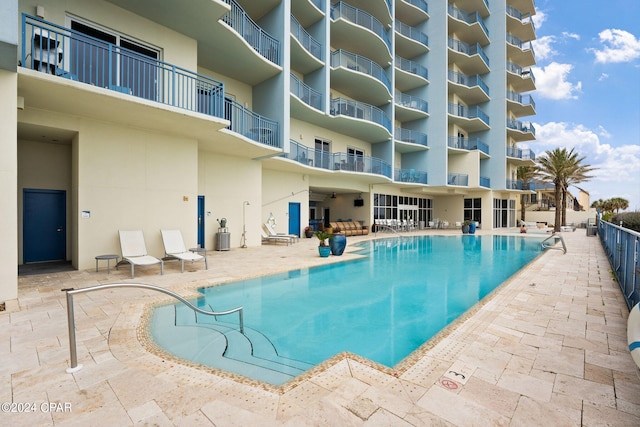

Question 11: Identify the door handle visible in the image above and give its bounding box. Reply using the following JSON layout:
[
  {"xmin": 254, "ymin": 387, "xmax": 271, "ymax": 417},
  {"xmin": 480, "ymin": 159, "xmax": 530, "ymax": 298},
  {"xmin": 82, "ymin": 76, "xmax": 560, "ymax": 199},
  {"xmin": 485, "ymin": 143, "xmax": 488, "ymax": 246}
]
[{"xmin": 57, "ymin": 227, "xmax": 63, "ymax": 232}]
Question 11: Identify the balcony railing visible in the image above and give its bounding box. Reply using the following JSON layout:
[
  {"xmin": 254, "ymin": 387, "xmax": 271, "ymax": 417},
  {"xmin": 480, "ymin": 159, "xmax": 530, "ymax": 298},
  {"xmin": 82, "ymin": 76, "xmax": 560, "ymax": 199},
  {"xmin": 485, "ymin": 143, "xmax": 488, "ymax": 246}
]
[
  {"xmin": 331, "ymin": 2, "xmax": 391, "ymax": 53},
  {"xmin": 331, "ymin": 49, "xmax": 391, "ymax": 92},
  {"xmin": 330, "ymin": 98, "xmax": 391, "ymax": 132},
  {"xmin": 448, "ymin": 5, "xmax": 489, "ymax": 38},
  {"xmin": 395, "ymin": 127, "xmax": 428, "ymax": 147},
  {"xmin": 290, "ymin": 74, "xmax": 323, "ymax": 110},
  {"xmin": 448, "ymin": 38, "xmax": 490, "ymax": 67},
  {"xmin": 507, "ymin": 62, "xmax": 536, "ymax": 83},
  {"xmin": 395, "ymin": 168, "xmax": 428, "ymax": 184},
  {"xmin": 310, "ymin": 0, "xmax": 324, "ymax": 11},
  {"xmin": 395, "ymin": 56, "xmax": 428, "ymax": 80},
  {"xmin": 448, "ymin": 70, "xmax": 489, "ymax": 96},
  {"xmin": 221, "ymin": 0, "xmax": 280, "ymax": 65},
  {"xmin": 404, "ymin": 0, "xmax": 428, "ymax": 14},
  {"xmin": 225, "ymin": 98, "xmax": 280, "ymax": 148},
  {"xmin": 20, "ymin": 15, "xmax": 225, "ymax": 118},
  {"xmin": 448, "ymin": 173, "xmax": 469, "ymax": 186},
  {"xmin": 291, "ymin": 15, "xmax": 323, "ymax": 61},
  {"xmin": 284, "ymin": 140, "xmax": 391, "ymax": 178},
  {"xmin": 506, "ymin": 179, "xmax": 524, "ymax": 190},
  {"xmin": 506, "ymin": 33, "xmax": 535, "ymax": 57},
  {"xmin": 480, "ymin": 176, "xmax": 490, "ymax": 187},
  {"xmin": 507, "ymin": 118, "xmax": 536, "ymax": 136},
  {"xmin": 506, "ymin": 146, "xmax": 536, "ymax": 160},
  {"xmin": 447, "ymin": 136, "xmax": 489, "ymax": 154},
  {"xmin": 507, "ymin": 90, "xmax": 535, "ymax": 110},
  {"xmin": 448, "ymin": 103, "xmax": 490, "ymax": 125},
  {"xmin": 395, "ymin": 20, "xmax": 429, "ymax": 48},
  {"xmin": 395, "ymin": 91, "xmax": 428, "ymax": 114}
]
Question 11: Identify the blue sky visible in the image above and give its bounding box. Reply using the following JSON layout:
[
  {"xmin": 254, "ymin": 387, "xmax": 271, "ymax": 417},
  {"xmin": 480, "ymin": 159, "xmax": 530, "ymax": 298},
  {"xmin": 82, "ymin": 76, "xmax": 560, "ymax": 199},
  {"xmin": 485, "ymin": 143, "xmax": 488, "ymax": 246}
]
[{"xmin": 526, "ymin": 0, "xmax": 640, "ymax": 211}]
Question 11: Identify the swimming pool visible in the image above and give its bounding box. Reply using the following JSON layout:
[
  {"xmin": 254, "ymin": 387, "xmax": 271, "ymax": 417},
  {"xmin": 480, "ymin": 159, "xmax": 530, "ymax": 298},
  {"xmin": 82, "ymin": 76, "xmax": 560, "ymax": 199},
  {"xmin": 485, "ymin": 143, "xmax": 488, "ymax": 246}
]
[{"xmin": 150, "ymin": 235, "xmax": 544, "ymax": 385}]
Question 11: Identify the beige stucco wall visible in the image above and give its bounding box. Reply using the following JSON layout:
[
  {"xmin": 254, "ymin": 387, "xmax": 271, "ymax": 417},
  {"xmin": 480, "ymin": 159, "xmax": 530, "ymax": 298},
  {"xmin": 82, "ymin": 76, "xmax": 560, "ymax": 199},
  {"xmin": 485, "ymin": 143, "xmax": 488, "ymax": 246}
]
[
  {"xmin": 262, "ymin": 170, "xmax": 309, "ymax": 235},
  {"xmin": 0, "ymin": 70, "xmax": 18, "ymax": 302}
]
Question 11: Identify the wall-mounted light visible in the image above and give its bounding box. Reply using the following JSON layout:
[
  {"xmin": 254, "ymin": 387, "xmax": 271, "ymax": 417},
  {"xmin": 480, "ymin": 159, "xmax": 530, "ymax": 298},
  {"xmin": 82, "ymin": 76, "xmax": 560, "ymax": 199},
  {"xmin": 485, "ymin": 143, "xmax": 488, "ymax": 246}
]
[{"xmin": 331, "ymin": 192, "xmax": 337, "ymax": 199}]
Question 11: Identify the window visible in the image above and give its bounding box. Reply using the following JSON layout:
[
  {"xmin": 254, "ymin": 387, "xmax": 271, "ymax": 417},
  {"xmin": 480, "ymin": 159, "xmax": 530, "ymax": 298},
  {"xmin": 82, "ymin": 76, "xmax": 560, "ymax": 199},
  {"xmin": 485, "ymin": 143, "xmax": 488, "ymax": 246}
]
[
  {"xmin": 464, "ymin": 198, "xmax": 482, "ymax": 223},
  {"xmin": 374, "ymin": 193, "xmax": 432, "ymax": 224},
  {"xmin": 493, "ymin": 198, "xmax": 515, "ymax": 228},
  {"xmin": 314, "ymin": 138, "xmax": 331, "ymax": 169},
  {"xmin": 69, "ymin": 18, "xmax": 160, "ymax": 100},
  {"xmin": 347, "ymin": 147, "xmax": 364, "ymax": 171}
]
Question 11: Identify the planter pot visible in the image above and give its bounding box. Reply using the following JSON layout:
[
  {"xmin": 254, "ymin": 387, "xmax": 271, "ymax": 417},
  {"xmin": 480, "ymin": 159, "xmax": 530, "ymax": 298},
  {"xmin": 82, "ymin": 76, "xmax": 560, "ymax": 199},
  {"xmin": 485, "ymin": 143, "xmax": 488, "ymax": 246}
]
[
  {"xmin": 304, "ymin": 230, "xmax": 314, "ymax": 238},
  {"xmin": 469, "ymin": 222, "xmax": 476, "ymax": 234},
  {"xmin": 462, "ymin": 225, "xmax": 470, "ymax": 234},
  {"xmin": 329, "ymin": 234, "xmax": 347, "ymax": 256},
  {"xmin": 318, "ymin": 246, "xmax": 331, "ymax": 257}
]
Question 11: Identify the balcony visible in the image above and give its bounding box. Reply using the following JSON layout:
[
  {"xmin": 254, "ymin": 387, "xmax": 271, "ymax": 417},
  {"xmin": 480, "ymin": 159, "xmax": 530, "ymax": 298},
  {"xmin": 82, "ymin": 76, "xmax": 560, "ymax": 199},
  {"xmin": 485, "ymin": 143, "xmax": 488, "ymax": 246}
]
[
  {"xmin": 292, "ymin": 0, "xmax": 325, "ymax": 28},
  {"xmin": 447, "ymin": 136, "xmax": 489, "ymax": 156},
  {"xmin": 225, "ymin": 98, "xmax": 280, "ymax": 148},
  {"xmin": 506, "ymin": 90, "xmax": 536, "ymax": 117},
  {"xmin": 282, "ymin": 140, "xmax": 392, "ymax": 178},
  {"xmin": 506, "ymin": 179, "xmax": 525, "ymax": 190},
  {"xmin": 20, "ymin": 15, "xmax": 225, "ymax": 119},
  {"xmin": 331, "ymin": 2, "xmax": 392, "ymax": 65},
  {"xmin": 291, "ymin": 15, "xmax": 323, "ymax": 74},
  {"xmin": 506, "ymin": 146, "xmax": 536, "ymax": 166},
  {"xmin": 330, "ymin": 49, "xmax": 391, "ymax": 104},
  {"xmin": 395, "ymin": 168, "xmax": 428, "ymax": 184},
  {"xmin": 448, "ymin": 103, "xmax": 490, "ymax": 132},
  {"xmin": 448, "ymin": 173, "xmax": 469, "ymax": 186},
  {"xmin": 507, "ymin": 62, "xmax": 536, "ymax": 92},
  {"xmin": 290, "ymin": 74, "xmax": 323, "ymax": 111},
  {"xmin": 331, "ymin": 97, "xmax": 391, "ymax": 132},
  {"xmin": 448, "ymin": 70, "xmax": 490, "ymax": 104},
  {"xmin": 448, "ymin": 38, "xmax": 490, "ymax": 75},
  {"xmin": 506, "ymin": 33, "xmax": 535, "ymax": 67},
  {"xmin": 395, "ymin": 0, "xmax": 429, "ymax": 26},
  {"xmin": 395, "ymin": 20, "xmax": 429, "ymax": 58},
  {"xmin": 395, "ymin": 127, "xmax": 428, "ymax": 153},
  {"xmin": 395, "ymin": 91, "xmax": 429, "ymax": 121},
  {"xmin": 506, "ymin": 5, "xmax": 536, "ymax": 42},
  {"xmin": 507, "ymin": 118, "xmax": 536, "ymax": 141},
  {"xmin": 395, "ymin": 56, "xmax": 429, "ymax": 91},
  {"xmin": 480, "ymin": 176, "xmax": 490, "ymax": 188},
  {"xmin": 447, "ymin": 5, "xmax": 489, "ymax": 45}
]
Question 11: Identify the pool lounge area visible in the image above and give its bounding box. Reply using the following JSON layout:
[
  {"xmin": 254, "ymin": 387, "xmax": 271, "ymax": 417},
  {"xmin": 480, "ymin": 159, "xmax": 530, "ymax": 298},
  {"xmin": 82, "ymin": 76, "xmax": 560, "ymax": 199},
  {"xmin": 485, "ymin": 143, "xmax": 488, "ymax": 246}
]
[{"xmin": 2, "ymin": 229, "xmax": 640, "ymax": 425}]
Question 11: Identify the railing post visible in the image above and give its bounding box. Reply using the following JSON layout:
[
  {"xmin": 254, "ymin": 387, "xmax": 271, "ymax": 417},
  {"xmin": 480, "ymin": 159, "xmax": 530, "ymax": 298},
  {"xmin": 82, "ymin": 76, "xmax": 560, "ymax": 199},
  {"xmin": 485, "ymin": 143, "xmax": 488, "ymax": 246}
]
[{"xmin": 65, "ymin": 291, "xmax": 83, "ymax": 373}]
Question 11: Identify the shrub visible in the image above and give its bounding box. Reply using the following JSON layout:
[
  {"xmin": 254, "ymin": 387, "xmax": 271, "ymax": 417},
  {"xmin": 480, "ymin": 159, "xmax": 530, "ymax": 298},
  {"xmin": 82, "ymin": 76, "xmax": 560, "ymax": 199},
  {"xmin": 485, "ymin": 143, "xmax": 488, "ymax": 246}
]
[{"xmin": 610, "ymin": 212, "xmax": 640, "ymax": 232}]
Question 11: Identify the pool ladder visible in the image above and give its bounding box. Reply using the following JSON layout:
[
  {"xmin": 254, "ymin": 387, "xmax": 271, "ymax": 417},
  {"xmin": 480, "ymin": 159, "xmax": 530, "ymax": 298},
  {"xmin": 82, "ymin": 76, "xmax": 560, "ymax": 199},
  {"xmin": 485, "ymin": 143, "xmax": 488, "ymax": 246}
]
[
  {"xmin": 541, "ymin": 234, "xmax": 567, "ymax": 254},
  {"xmin": 62, "ymin": 283, "xmax": 244, "ymax": 373}
]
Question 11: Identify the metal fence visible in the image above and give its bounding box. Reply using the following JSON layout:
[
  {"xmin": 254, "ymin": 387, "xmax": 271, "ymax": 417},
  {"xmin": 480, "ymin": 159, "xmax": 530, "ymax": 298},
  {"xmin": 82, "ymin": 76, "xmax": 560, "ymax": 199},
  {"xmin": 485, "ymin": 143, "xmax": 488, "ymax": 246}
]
[{"xmin": 598, "ymin": 220, "xmax": 640, "ymax": 309}]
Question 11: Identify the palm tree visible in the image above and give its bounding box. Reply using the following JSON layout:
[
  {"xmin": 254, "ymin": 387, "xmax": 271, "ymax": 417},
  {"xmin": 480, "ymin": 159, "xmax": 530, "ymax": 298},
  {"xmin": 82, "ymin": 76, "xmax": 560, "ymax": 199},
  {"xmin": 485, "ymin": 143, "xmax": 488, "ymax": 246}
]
[
  {"xmin": 609, "ymin": 197, "xmax": 629, "ymax": 213},
  {"xmin": 517, "ymin": 166, "xmax": 538, "ymax": 222},
  {"xmin": 536, "ymin": 148, "xmax": 595, "ymax": 232}
]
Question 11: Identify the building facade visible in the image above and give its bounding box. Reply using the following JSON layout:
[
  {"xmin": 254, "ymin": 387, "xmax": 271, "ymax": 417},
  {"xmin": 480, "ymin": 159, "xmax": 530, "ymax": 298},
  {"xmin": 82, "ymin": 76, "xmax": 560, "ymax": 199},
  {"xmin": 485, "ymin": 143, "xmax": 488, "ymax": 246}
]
[{"xmin": 0, "ymin": 0, "xmax": 537, "ymax": 302}]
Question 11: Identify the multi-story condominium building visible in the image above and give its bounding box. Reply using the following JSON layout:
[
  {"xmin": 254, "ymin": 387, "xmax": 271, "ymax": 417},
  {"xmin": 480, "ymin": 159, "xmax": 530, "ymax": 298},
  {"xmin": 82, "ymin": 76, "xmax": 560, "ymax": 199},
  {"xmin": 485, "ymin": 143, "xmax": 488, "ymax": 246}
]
[{"xmin": 0, "ymin": 0, "xmax": 537, "ymax": 302}]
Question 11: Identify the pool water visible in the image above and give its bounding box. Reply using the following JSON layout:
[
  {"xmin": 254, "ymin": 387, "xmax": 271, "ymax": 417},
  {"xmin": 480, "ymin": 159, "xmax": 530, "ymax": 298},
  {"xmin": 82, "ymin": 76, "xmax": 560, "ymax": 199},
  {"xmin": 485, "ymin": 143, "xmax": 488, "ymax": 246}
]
[{"xmin": 151, "ymin": 235, "xmax": 543, "ymax": 385}]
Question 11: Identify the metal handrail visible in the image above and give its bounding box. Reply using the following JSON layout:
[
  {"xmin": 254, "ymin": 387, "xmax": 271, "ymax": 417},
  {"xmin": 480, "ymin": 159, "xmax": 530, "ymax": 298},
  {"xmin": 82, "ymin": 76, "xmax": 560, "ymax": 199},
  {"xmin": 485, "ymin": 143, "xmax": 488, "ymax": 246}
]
[
  {"xmin": 64, "ymin": 283, "xmax": 244, "ymax": 373},
  {"xmin": 541, "ymin": 234, "xmax": 567, "ymax": 254}
]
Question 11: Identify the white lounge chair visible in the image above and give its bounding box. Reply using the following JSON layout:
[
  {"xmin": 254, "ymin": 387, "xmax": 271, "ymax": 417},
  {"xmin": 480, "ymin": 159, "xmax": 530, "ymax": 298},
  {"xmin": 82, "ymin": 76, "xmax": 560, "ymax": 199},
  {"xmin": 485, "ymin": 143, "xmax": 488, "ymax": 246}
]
[
  {"xmin": 260, "ymin": 227, "xmax": 292, "ymax": 245},
  {"xmin": 263, "ymin": 223, "xmax": 298, "ymax": 243},
  {"xmin": 161, "ymin": 229, "xmax": 207, "ymax": 273},
  {"xmin": 118, "ymin": 230, "xmax": 164, "ymax": 278}
]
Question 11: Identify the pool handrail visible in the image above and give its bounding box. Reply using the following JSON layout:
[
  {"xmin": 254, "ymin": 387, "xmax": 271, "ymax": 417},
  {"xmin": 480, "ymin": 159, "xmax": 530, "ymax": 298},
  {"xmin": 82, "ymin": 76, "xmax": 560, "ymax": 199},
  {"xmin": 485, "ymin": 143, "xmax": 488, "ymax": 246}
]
[
  {"xmin": 63, "ymin": 283, "xmax": 244, "ymax": 373},
  {"xmin": 541, "ymin": 233, "xmax": 566, "ymax": 254}
]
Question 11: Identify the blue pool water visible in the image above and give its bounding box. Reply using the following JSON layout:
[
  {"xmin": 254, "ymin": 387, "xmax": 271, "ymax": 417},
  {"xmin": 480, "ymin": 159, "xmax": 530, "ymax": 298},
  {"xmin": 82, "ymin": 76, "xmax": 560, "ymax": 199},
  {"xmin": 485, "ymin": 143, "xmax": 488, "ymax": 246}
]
[{"xmin": 151, "ymin": 235, "xmax": 543, "ymax": 385}]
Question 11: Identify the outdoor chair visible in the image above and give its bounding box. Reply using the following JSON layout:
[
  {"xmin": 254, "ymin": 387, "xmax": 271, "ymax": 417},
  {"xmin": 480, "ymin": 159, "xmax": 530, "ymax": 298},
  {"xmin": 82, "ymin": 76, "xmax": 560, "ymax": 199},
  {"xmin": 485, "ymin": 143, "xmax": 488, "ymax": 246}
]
[
  {"xmin": 160, "ymin": 229, "xmax": 207, "ymax": 273},
  {"xmin": 118, "ymin": 230, "xmax": 164, "ymax": 278}
]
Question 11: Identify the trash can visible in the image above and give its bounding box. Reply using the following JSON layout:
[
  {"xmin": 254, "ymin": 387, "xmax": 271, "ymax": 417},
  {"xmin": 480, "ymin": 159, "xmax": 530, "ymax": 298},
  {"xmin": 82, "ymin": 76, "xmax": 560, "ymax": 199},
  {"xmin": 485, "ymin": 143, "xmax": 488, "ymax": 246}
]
[
  {"xmin": 586, "ymin": 226, "xmax": 597, "ymax": 237},
  {"xmin": 215, "ymin": 228, "xmax": 230, "ymax": 250}
]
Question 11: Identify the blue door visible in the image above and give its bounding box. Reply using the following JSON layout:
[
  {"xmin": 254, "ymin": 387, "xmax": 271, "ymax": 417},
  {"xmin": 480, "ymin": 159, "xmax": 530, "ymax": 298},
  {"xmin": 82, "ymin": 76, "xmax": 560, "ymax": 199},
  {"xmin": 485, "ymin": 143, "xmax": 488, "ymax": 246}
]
[
  {"xmin": 288, "ymin": 202, "xmax": 301, "ymax": 237},
  {"xmin": 197, "ymin": 196, "xmax": 205, "ymax": 248},
  {"xmin": 23, "ymin": 189, "xmax": 66, "ymax": 263}
]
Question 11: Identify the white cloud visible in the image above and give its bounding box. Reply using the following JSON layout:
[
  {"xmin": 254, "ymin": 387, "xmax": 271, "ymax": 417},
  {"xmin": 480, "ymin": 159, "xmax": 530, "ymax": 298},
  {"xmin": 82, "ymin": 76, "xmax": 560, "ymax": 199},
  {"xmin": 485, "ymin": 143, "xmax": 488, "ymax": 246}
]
[
  {"xmin": 531, "ymin": 62, "xmax": 582, "ymax": 100},
  {"xmin": 532, "ymin": 36, "xmax": 556, "ymax": 61},
  {"xmin": 591, "ymin": 29, "xmax": 640, "ymax": 63},
  {"xmin": 598, "ymin": 73, "xmax": 609, "ymax": 81},
  {"xmin": 531, "ymin": 122, "xmax": 640, "ymax": 209},
  {"xmin": 531, "ymin": 11, "xmax": 546, "ymax": 30},
  {"xmin": 562, "ymin": 32, "xmax": 580, "ymax": 40}
]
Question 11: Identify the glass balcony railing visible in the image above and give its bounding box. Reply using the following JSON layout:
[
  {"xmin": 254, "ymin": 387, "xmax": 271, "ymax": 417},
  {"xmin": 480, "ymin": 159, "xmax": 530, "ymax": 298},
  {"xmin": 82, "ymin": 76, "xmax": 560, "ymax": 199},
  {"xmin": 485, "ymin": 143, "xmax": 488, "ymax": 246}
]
[
  {"xmin": 507, "ymin": 118, "xmax": 536, "ymax": 136},
  {"xmin": 330, "ymin": 98, "xmax": 392, "ymax": 132},
  {"xmin": 447, "ymin": 136, "xmax": 489, "ymax": 155},
  {"xmin": 448, "ymin": 173, "xmax": 469, "ymax": 186},
  {"xmin": 395, "ymin": 20, "xmax": 429, "ymax": 48},
  {"xmin": 506, "ymin": 179, "xmax": 524, "ymax": 190},
  {"xmin": 331, "ymin": 2, "xmax": 391, "ymax": 53},
  {"xmin": 395, "ymin": 91, "xmax": 428, "ymax": 114},
  {"xmin": 291, "ymin": 15, "xmax": 323, "ymax": 61},
  {"xmin": 507, "ymin": 90, "xmax": 535, "ymax": 110},
  {"xmin": 448, "ymin": 103, "xmax": 490, "ymax": 125},
  {"xmin": 310, "ymin": 0, "xmax": 324, "ymax": 11},
  {"xmin": 506, "ymin": 33, "xmax": 535, "ymax": 57},
  {"xmin": 507, "ymin": 61, "xmax": 536, "ymax": 83},
  {"xmin": 395, "ymin": 127, "xmax": 428, "ymax": 147},
  {"xmin": 395, "ymin": 55, "xmax": 428, "ymax": 80},
  {"xmin": 221, "ymin": 0, "xmax": 280, "ymax": 65},
  {"xmin": 290, "ymin": 74, "xmax": 323, "ymax": 110},
  {"xmin": 448, "ymin": 4, "xmax": 489, "ymax": 38},
  {"xmin": 284, "ymin": 140, "xmax": 392, "ymax": 178},
  {"xmin": 395, "ymin": 168, "xmax": 428, "ymax": 184},
  {"xmin": 448, "ymin": 70, "xmax": 489, "ymax": 96},
  {"xmin": 506, "ymin": 146, "xmax": 536, "ymax": 160},
  {"xmin": 20, "ymin": 14, "xmax": 225, "ymax": 118},
  {"xmin": 225, "ymin": 98, "xmax": 280, "ymax": 148},
  {"xmin": 506, "ymin": 5, "xmax": 535, "ymax": 31},
  {"xmin": 404, "ymin": 0, "xmax": 428, "ymax": 14},
  {"xmin": 448, "ymin": 38, "xmax": 490, "ymax": 67},
  {"xmin": 331, "ymin": 49, "xmax": 391, "ymax": 92},
  {"xmin": 480, "ymin": 176, "xmax": 490, "ymax": 187}
]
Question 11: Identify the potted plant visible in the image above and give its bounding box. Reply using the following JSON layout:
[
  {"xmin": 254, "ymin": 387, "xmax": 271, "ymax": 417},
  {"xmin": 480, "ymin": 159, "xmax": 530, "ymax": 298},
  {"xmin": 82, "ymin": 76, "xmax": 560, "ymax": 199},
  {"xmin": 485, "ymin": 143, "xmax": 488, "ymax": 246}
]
[
  {"xmin": 304, "ymin": 226, "xmax": 314, "ymax": 238},
  {"xmin": 314, "ymin": 230, "xmax": 333, "ymax": 257},
  {"xmin": 462, "ymin": 220, "xmax": 471, "ymax": 234}
]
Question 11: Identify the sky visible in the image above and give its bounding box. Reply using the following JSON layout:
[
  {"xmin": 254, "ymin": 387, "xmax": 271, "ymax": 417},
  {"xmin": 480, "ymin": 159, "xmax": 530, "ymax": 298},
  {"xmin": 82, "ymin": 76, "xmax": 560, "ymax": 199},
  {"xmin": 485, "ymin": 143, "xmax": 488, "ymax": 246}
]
[{"xmin": 524, "ymin": 0, "xmax": 640, "ymax": 211}]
